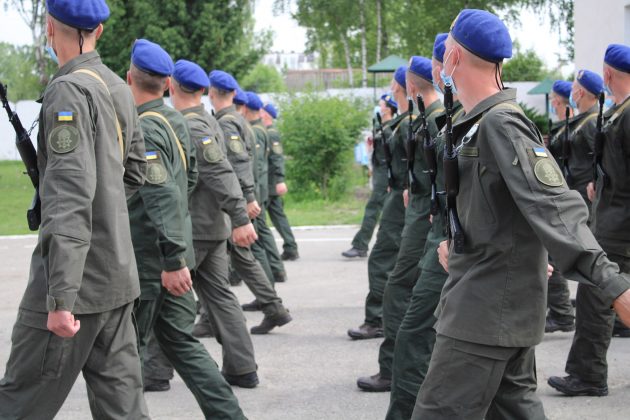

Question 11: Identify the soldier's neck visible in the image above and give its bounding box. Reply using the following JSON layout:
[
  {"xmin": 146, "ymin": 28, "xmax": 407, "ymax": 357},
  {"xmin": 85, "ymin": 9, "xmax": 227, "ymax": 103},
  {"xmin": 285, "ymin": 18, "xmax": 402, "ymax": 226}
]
[
  {"xmin": 56, "ymin": 42, "xmax": 96, "ymax": 68},
  {"xmin": 577, "ymin": 98, "xmax": 596, "ymax": 114},
  {"xmin": 212, "ymin": 98, "xmax": 233, "ymax": 112}
]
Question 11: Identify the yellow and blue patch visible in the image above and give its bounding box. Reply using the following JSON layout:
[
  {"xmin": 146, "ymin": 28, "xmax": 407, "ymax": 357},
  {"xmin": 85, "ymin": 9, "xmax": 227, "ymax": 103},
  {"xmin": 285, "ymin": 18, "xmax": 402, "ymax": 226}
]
[
  {"xmin": 533, "ymin": 147, "xmax": 548, "ymax": 158},
  {"xmin": 145, "ymin": 151, "xmax": 158, "ymax": 160},
  {"xmin": 202, "ymin": 137, "xmax": 212, "ymax": 145},
  {"xmin": 57, "ymin": 111, "xmax": 74, "ymax": 122}
]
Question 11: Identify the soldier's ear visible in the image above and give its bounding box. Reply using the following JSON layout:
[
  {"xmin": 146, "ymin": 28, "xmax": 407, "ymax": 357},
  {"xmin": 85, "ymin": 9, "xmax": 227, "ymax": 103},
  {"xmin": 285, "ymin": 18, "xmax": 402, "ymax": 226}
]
[
  {"xmin": 94, "ymin": 24, "xmax": 103, "ymax": 41},
  {"xmin": 164, "ymin": 77, "xmax": 172, "ymax": 93},
  {"xmin": 126, "ymin": 71, "xmax": 132, "ymax": 86}
]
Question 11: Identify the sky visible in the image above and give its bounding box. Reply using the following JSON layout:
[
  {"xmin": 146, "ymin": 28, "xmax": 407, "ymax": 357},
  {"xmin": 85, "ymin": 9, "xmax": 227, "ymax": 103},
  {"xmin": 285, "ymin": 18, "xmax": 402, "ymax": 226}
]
[{"xmin": 0, "ymin": 0, "xmax": 568, "ymax": 74}]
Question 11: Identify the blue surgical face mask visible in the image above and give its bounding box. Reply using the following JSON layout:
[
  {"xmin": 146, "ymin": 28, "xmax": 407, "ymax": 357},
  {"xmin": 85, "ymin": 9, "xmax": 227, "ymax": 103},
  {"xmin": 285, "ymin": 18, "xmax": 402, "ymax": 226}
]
[
  {"xmin": 604, "ymin": 98, "xmax": 614, "ymax": 109},
  {"xmin": 439, "ymin": 49, "xmax": 458, "ymax": 95},
  {"xmin": 433, "ymin": 81, "xmax": 443, "ymax": 95},
  {"xmin": 604, "ymin": 84, "xmax": 612, "ymax": 95},
  {"xmin": 569, "ymin": 93, "xmax": 577, "ymax": 109},
  {"xmin": 45, "ymin": 36, "xmax": 58, "ymax": 65},
  {"xmin": 548, "ymin": 102, "xmax": 556, "ymax": 116}
]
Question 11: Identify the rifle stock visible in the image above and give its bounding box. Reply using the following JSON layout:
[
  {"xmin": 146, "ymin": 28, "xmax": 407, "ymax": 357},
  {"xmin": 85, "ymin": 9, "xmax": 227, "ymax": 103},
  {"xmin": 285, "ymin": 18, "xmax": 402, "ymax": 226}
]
[
  {"xmin": 418, "ymin": 94, "xmax": 439, "ymax": 215},
  {"xmin": 443, "ymin": 84, "xmax": 464, "ymax": 254},
  {"xmin": 407, "ymin": 97, "xmax": 419, "ymax": 193},
  {"xmin": 593, "ymin": 92, "xmax": 608, "ymax": 187},
  {"xmin": 376, "ymin": 112, "xmax": 395, "ymax": 189},
  {"xmin": 0, "ymin": 82, "xmax": 41, "ymax": 230},
  {"xmin": 562, "ymin": 105, "xmax": 572, "ymax": 184}
]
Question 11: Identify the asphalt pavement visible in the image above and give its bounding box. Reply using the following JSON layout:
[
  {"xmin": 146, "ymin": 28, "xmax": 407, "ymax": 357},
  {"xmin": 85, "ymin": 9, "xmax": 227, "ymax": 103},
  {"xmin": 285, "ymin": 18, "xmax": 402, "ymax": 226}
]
[{"xmin": 0, "ymin": 226, "xmax": 628, "ymax": 419}]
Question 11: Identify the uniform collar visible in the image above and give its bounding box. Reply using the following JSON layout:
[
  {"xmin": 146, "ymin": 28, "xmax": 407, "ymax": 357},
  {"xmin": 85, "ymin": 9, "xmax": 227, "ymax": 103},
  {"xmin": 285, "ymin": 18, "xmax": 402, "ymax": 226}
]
[
  {"xmin": 52, "ymin": 50, "xmax": 102, "ymax": 81},
  {"xmin": 181, "ymin": 104, "xmax": 205, "ymax": 116},
  {"xmin": 455, "ymin": 88, "xmax": 517, "ymax": 129},
  {"xmin": 137, "ymin": 97, "xmax": 165, "ymax": 114},
  {"xmin": 250, "ymin": 118, "xmax": 264, "ymax": 126},
  {"xmin": 215, "ymin": 104, "xmax": 237, "ymax": 119}
]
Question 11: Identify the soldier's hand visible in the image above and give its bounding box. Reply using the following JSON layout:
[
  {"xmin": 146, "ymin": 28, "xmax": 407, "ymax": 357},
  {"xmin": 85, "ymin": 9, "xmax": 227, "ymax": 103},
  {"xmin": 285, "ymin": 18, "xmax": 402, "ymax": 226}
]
[
  {"xmin": 403, "ymin": 189, "xmax": 409, "ymax": 208},
  {"xmin": 233, "ymin": 223, "xmax": 258, "ymax": 247},
  {"xmin": 162, "ymin": 267, "xmax": 193, "ymax": 296},
  {"xmin": 47, "ymin": 310, "xmax": 81, "ymax": 338},
  {"xmin": 438, "ymin": 240, "xmax": 449, "ymax": 273},
  {"xmin": 276, "ymin": 182, "xmax": 288, "ymax": 196},
  {"xmin": 247, "ymin": 200, "xmax": 261, "ymax": 219},
  {"xmin": 613, "ymin": 289, "xmax": 630, "ymax": 328},
  {"xmin": 587, "ymin": 182, "xmax": 596, "ymax": 202},
  {"xmin": 547, "ymin": 264, "xmax": 554, "ymax": 279}
]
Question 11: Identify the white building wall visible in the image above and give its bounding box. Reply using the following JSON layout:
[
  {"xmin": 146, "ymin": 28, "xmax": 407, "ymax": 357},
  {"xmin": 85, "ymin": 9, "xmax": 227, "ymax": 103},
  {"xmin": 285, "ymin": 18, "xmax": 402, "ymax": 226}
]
[{"xmin": 574, "ymin": 0, "xmax": 630, "ymax": 74}]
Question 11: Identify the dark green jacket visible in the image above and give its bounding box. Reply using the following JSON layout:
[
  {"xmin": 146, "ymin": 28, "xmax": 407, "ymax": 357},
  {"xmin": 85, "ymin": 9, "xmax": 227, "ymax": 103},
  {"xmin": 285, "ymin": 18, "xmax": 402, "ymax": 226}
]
[
  {"xmin": 388, "ymin": 111, "xmax": 411, "ymax": 191},
  {"xmin": 128, "ymin": 99, "xmax": 196, "ymax": 292},
  {"xmin": 183, "ymin": 105, "xmax": 250, "ymax": 242},
  {"xmin": 436, "ymin": 89, "xmax": 630, "ymax": 348},
  {"xmin": 267, "ymin": 122, "xmax": 285, "ymax": 196},
  {"xmin": 592, "ymin": 95, "xmax": 630, "ymax": 255},
  {"xmin": 409, "ymin": 99, "xmax": 444, "ymax": 197},
  {"xmin": 20, "ymin": 51, "xmax": 145, "ymax": 314},
  {"xmin": 372, "ymin": 118, "xmax": 393, "ymax": 190},
  {"xmin": 251, "ymin": 118, "xmax": 270, "ymax": 203},
  {"xmin": 215, "ymin": 105, "xmax": 256, "ymax": 203}
]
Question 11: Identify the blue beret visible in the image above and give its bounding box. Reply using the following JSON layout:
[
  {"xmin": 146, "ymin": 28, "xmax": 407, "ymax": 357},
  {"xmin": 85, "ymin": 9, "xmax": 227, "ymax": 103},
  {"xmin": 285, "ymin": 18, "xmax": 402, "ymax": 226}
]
[
  {"xmin": 233, "ymin": 87, "xmax": 247, "ymax": 105},
  {"xmin": 46, "ymin": 0, "xmax": 109, "ymax": 31},
  {"xmin": 433, "ymin": 33, "xmax": 448, "ymax": 62},
  {"xmin": 450, "ymin": 9, "xmax": 512, "ymax": 63},
  {"xmin": 552, "ymin": 80, "xmax": 572, "ymax": 99},
  {"xmin": 604, "ymin": 44, "xmax": 630, "ymax": 73},
  {"xmin": 380, "ymin": 93, "xmax": 398, "ymax": 109},
  {"xmin": 408, "ymin": 56, "xmax": 433, "ymax": 83},
  {"xmin": 209, "ymin": 70, "xmax": 238, "ymax": 92},
  {"xmin": 131, "ymin": 39, "xmax": 174, "ymax": 77},
  {"xmin": 245, "ymin": 91, "xmax": 263, "ymax": 111},
  {"xmin": 174, "ymin": 60, "xmax": 209, "ymax": 91},
  {"xmin": 576, "ymin": 70, "xmax": 603, "ymax": 96},
  {"xmin": 394, "ymin": 65, "xmax": 407, "ymax": 89},
  {"xmin": 263, "ymin": 103, "xmax": 278, "ymax": 119}
]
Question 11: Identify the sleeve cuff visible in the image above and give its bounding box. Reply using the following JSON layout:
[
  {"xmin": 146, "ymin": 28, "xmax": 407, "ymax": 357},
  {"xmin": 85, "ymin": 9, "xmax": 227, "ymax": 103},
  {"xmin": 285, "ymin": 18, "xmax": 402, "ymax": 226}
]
[
  {"xmin": 230, "ymin": 211, "xmax": 251, "ymax": 228},
  {"xmin": 244, "ymin": 192, "xmax": 256, "ymax": 203},
  {"xmin": 46, "ymin": 293, "xmax": 77, "ymax": 312},
  {"xmin": 603, "ymin": 274, "xmax": 630, "ymax": 303},
  {"xmin": 163, "ymin": 256, "xmax": 187, "ymax": 272}
]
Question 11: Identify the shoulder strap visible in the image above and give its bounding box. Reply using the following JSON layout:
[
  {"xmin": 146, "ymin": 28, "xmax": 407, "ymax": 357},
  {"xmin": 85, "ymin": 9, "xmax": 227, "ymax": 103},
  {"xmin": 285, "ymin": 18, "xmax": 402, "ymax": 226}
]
[
  {"xmin": 184, "ymin": 112, "xmax": 200, "ymax": 119},
  {"xmin": 608, "ymin": 99, "xmax": 630, "ymax": 125},
  {"xmin": 427, "ymin": 106, "xmax": 445, "ymax": 119},
  {"xmin": 572, "ymin": 112, "xmax": 597, "ymax": 134},
  {"xmin": 73, "ymin": 68, "xmax": 124, "ymax": 160},
  {"xmin": 139, "ymin": 111, "xmax": 187, "ymax": 171}
]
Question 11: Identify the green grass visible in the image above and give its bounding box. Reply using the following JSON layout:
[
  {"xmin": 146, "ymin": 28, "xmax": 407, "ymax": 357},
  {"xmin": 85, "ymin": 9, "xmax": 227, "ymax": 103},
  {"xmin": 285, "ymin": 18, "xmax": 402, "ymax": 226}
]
[
  {"xmin": 0, "ymin": 160, "xmax": 371, "ymax": 235},
  {"xmin": 0, "ymin": 161, "xmax": 35, "ymax": 235}
]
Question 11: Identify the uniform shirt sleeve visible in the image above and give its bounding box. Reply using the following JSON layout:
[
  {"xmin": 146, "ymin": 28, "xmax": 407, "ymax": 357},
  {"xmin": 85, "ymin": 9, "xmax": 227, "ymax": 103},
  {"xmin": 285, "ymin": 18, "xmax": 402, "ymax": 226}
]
[
  {"xmin": 218, "ymin": 118, "xmax": 256, "ymax": 203},
  {"xmin": 183, "ymin": 124, "xmax": 198, "ymax": 197},
  {"xmin": 41, "ymin": 81, "xmax": 97, "ymax": 312},
  {"xmin": 123, "ymin": 110, "xmax": 147, "ymax": 199},
  {"xmin": 485, "ymin": 108, "xmax": 630, "ymax": 302},
  {"xmin": 268, "ymin": 128, "xmax": 285, "ymax": 184},
  {"xmin": 190, "ymin": 124, "xmax": 250, "ymax": 228},
  {"xmin": 138, "ymin": 125, "xmax": 188, "ymax": 272}
]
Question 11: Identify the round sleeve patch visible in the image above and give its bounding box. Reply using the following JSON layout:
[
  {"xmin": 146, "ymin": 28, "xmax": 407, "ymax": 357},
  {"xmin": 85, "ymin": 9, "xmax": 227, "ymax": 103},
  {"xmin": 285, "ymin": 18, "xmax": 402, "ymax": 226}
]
[
  {"xmin": 48, "ymin": 125, "xmax": 80, "ymax": 154},
  {"xmin": 146, "ymin": 162, "xmax": 168, "ymax": 184},
  {"xmin": 203, "ymin": 140, "xmax": 224, "ymax": 163},
  {"xmin": 272, "ymin": 141, "xmax": 283, "ymax": 155},
  {"xmin": 228, "ymin": 137, "xmax": 245, "ymax": 154},
  {"xmin": 534, "ymin": 158, "xmax": 564, "ymax": 187}
]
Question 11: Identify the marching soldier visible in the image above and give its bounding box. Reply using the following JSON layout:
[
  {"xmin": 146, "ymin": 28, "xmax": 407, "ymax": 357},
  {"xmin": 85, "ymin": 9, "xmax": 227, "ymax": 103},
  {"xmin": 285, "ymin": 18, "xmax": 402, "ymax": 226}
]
[
  {"xmin": 342, "ymin": 94, "xmax": 397, "ymax": 259},
  {"xmin": 347, "ymin": 67, "xmax": 408, "ymax": 342},
  {"xmin": 262, "ymin": 103, "xmax": 300, "ymax": 261},
  {"xmin": 549, "ymin": 44, "xmax": 630, "ymax": 397},
  {"xmin": 0, "ymin": 1, "xmax": 150, "ymax": 417},
  {"xmin": 414, "ymin": 10, "xmax": 630, "ymax": 419}
]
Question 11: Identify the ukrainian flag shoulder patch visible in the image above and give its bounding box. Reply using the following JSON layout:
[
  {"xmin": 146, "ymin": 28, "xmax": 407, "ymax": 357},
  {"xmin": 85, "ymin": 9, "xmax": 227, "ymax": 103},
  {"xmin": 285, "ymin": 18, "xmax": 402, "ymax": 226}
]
[
  {"xmin": 145, "ymin": 151, "xmax": 159, "ymax": 160},
  {"xmin": 202, "ymin": 137, "xmax": 213, "ymax": 145},
  {"xmin": 533, "ymin": 147, "xmax": 548, "ymax": 158},
  {"xmin": 58, "ymin": 111, "xmax": 74, "ymax": 122}
]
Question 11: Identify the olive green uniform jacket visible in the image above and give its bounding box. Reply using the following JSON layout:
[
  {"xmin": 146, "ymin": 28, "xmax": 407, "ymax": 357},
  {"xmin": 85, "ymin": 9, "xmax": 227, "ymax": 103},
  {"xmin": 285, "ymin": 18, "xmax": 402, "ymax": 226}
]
[
  {"xmin": 182, "ymin": 105, "xmax": 250, "ymax": 241},
  {"xmin": 267, "ymin": 122, "xmax": 285, "ymax": 196},
  {"xmin": 20, "ymin": 51, "xmax": 146, "ymax": 314},
  {"xmin": 251, "ymin": 118, "xmax": 270, "ymax": 203},
  {"xmin": 437, "ymin": 89, "xmax": 630, "ymax": 348},
  {"xmin": 128, "ymin": 98, "xmax": 196, "ymax": 297}
]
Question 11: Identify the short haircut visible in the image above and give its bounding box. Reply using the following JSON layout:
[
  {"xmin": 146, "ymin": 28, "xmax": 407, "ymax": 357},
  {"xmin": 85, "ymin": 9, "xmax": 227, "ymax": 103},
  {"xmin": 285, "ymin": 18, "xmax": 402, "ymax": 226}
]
[
  {"xmin": 406, "ymin": 71, "xmax": 432, "ymax": 90},
  {"xmin": 130, "ymin": 64, "xmax": 167, "ymax": 95},
  {"xmin": 210, "ymin": 86, "xmax": 234, "ymax": 99}
]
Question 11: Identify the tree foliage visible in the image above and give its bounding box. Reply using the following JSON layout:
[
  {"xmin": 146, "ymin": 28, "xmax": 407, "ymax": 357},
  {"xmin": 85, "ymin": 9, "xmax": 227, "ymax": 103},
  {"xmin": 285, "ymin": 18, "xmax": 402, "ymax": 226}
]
[
  {"xmin": 240, "ymin": 63, "xmax": 286, "ymax": 93},
  {"xmin": 0, "ymin": 42, "xmax": 53, "ymax": 101},
  {"xmin": 279, "ymin": 94, "xmax": 368, "ymax": 200},
  {"xmin": 98, "ymin": 0, "xmax": 272, "ymax": 80}
]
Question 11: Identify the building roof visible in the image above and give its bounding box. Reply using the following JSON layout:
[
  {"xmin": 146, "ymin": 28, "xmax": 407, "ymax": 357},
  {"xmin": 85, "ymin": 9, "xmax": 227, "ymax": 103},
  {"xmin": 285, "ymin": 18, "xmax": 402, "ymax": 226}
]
[
  {"xmin": 368, "ymin": 55, "xmax": 408, "ymax": 73},
  {"xmin": 527, "ymin": 78, "xmax": 555, "ymax": 95}
]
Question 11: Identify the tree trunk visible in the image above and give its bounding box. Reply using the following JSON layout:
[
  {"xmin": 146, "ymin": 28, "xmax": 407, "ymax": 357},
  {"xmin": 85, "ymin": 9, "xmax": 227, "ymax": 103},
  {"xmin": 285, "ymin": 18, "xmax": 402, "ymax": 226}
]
[
  {"xmin": 375, "ymin": 0, "xmax": 382, "ymax": 62},
  {"xmin": 340, "ymin": 32, "xmax": 354, "ymax": 87},
  {"xmin": 13, "ymin": 0, "xmax": 49, "ymax": 86},
  {"xmin": 359, "ymin": 0, "xmax": 368, "ymax": 88}
]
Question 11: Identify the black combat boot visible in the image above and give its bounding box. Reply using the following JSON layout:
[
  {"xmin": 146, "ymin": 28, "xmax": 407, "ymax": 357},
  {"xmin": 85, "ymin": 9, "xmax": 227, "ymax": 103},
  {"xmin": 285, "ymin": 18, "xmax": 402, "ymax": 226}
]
[
  {"xmin": 223, "ymin": 371, "xmax": 259, "ymax": 388},
  {"xmin": 342, "ymin": 247, "xmax": 368, "ymax": 258},
  {"xmin": 250, "ymin": 311, "xmax": 293, "ymax": 334},
  {"xmin": 347, "ymin": 323, "xmax": 383, "ymax": 340},
  {"xmin": 548, "ymin": 375, "xmax": 608, "ymax": 396},
  {"xmin": 357, "ymin": 373, "xmax": 391, "ymax": 392}
]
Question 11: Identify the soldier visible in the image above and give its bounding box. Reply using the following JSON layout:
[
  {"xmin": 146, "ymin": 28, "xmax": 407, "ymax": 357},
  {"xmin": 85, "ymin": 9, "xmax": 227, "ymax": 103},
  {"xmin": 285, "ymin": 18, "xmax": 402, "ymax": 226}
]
[
  {"xmin": 413, "ymin": 10, "xmax": 630, "ymax": 419},
  {"xmin": 386, "ymin": 32, "xmax": 464, "ymax": 419},
  {"xmin": 347, "ymin": 67, "xmax": 408, "ymax": 341},
  {"xmin": 548, "ymin": 44, "xmax": 630, "ymax": 397},
  {"xmin": 126, "ymin": 41, "xmax": 247, "ymax": 418},
  {"xmin": 262, "ymin": 103, "xmax": 300, "ymax": 261},
  {"xmin": 0, "ymin": 1, "xmax": 150, "ymax": 418},
  {"xmin": 342, "ymin": 94, "xmax": 396, "ymax": 259},
  {"xmin": 357, "ymin": 56, "xmax": 443, "ymax": 392}
]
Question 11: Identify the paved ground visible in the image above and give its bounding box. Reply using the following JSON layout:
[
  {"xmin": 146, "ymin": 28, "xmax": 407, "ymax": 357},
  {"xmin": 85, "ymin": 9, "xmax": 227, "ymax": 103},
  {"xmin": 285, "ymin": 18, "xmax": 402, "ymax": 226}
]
[{"xmin": 0, "ymin": 226, "xmax": 628, "ymax": 419}]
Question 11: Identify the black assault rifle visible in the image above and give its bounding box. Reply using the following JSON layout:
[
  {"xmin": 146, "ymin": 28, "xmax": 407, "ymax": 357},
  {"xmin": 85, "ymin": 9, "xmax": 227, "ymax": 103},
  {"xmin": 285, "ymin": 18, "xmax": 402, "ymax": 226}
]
[
  {"xmin": 0, "ymin": 82, "xmax": 40, "ymax": 231},
  {"xmin": 376, "ymin": 112, "xmax": 395, "ymax": 189},
  {"xmin": 561, "ymin": 106, "xmax": 572, "ymax": 184},
  {"xmin": 406, "ymin": 97, "xmax": 420, "ymax": 193},
  {"xmin": 418, "ymin": 94, "xmax": 439, "ymax": 215},
  {"xmin": 443, "ymin": 83, "xmax": 464, "ymax": 254},
  {"xmin": 593, "ymin": 92, "xmax": 609, "ymax": 187}
]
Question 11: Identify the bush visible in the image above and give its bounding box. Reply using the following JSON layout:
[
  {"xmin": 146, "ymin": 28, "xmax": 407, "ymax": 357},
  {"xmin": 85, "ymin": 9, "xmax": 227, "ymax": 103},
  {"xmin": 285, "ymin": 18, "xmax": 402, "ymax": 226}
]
[
  {"xmin": 519, "ymin": 102, "xmax": 550, "ymax": 134},
  {"xmin": 278, "ymin": 94, "xmax": 369, "ymax": 200},
  {"xmin": 239, "ymin": 63, "xmax": 286, "ymax": 93}
]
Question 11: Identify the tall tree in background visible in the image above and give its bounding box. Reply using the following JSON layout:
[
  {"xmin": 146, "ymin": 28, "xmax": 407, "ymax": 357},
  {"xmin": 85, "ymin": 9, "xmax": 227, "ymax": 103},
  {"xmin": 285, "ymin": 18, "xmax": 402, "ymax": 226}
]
[
  {"xmin": 359, "ymin": 0, "xmax": 368, "ymax": 87},
  {"xmin": 98, "ymin": 0, "xmax": 271, "ymax": 80},
  {"xmin": 375, "ymin": 0, "xmax": 382, "ymax": 62}
]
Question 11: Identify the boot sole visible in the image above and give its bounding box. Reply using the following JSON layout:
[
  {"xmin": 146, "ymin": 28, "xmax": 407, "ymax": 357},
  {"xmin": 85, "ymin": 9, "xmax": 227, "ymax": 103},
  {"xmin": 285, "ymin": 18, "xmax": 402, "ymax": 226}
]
[
  {"xmin": 357, "ymin": 381, "xmax": 391, "ymax": 392},
  {"xmin": 548, "ymin": 380, "xmax": 608, "ymax": 397},
  {"xmin": 347, "ymin": 331, "xmax": 384, "ymax": 340},
  {"xmin": 545, "ymin": 325, "xmax": 575, "ymax": 333}
]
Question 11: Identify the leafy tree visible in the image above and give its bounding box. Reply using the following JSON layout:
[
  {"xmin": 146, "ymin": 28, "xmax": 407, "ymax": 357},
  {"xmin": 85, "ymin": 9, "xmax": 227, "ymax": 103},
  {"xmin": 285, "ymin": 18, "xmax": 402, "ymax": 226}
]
[
  {"xmin": 98, "ymin": 0, "xmax": 271, "ymax": 80},
  {"xmin": 503, "ymin": 48, "xmax": 545, "ymax": 81},
  {"xmin": 0, "ymin": 42, "xmax": 52, "ymax": 101},
  {"xmin": 240, "ymin": 63, "xmax": 286, "ymax": 92},
  {"xmin": 279, "ymin": 94, "xmax": 368, "ymax": 199}
]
